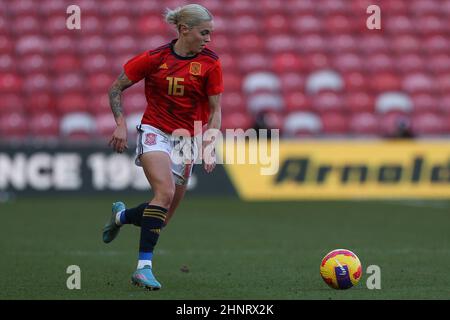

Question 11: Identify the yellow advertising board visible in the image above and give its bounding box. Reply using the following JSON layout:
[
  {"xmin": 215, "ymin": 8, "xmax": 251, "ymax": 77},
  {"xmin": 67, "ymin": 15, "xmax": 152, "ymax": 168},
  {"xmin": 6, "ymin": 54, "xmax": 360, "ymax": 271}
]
[{"xmin": 221, "ymin": 140, "xmax": 450, "ymax": 200}]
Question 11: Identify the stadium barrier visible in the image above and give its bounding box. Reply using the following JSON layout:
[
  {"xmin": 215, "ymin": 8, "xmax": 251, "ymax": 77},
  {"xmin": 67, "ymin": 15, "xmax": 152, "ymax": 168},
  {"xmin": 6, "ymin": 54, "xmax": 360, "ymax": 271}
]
[
  {"xmin": 1, "ymin": 141, "xmax": 449, "ymax": 200},
  {"xmin": 221, "ymin": 140, "xmax": 450, "ymax": 200},
  {"xmin": 0, "ymin": 145, "xmax": 236, "ymax": 196}
]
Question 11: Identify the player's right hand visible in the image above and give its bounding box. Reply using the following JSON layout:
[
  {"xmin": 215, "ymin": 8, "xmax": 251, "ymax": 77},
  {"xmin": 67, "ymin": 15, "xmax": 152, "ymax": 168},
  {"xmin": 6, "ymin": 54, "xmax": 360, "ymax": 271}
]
[{"xmin": 109, "ymin": 125, "xmax": 128, "ymax": 153}]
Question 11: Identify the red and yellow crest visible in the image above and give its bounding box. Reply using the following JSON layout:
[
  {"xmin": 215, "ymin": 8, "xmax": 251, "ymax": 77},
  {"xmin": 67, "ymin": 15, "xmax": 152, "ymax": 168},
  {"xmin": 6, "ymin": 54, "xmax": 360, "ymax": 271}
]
[{"xmin": 189, "ymin": 62, "xmax": 202, "ymax": 76}]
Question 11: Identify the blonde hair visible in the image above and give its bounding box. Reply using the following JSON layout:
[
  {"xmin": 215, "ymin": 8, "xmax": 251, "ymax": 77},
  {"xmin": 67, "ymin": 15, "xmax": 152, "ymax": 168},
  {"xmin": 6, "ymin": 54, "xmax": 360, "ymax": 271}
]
[{"xmin": 164, "ymin": 4, "xmax": 213, "ymax": 33}]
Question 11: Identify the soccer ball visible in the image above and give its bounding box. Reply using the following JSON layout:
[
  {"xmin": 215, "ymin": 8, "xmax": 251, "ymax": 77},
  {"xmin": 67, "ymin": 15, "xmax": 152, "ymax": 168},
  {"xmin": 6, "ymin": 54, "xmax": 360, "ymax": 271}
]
[{"xmin": 320, "ymin": 249, "xmax": 362, "ymax": 290}]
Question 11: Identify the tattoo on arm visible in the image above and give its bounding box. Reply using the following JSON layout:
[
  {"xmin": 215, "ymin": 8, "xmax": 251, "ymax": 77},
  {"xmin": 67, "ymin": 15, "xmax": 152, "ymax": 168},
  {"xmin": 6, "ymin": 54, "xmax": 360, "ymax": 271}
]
[{"xmin": 108, "ymin": 72, "xmax": 135, "ymax": 118}]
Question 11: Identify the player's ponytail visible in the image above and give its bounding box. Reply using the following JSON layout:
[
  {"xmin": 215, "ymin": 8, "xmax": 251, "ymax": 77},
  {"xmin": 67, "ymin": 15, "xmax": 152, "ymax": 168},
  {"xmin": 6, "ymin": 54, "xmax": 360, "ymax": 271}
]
[{"xmin": 164, "ymin": 4, "xmax": 212, "ymax": 33}]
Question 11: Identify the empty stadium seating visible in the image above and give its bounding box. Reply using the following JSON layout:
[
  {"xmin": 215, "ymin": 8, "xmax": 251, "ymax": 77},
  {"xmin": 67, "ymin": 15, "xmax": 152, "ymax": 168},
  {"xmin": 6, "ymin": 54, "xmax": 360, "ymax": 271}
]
[{"xmin": 0, "ymin": 0, "xmax": 449, "ymax": 142}]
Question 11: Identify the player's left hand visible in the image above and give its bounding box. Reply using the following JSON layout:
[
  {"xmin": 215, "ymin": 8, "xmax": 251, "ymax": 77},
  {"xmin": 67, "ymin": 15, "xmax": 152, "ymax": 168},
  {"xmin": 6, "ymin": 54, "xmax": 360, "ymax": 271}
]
[{"xmin": 203, "ymin": 145, "xmax": 216, "ymax": 173}]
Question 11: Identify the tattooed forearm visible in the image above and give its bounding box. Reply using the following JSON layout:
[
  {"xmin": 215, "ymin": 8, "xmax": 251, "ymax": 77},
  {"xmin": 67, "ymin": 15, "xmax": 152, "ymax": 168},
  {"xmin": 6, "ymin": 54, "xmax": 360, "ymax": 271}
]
[{"xmin": 108, "ymin": 72, "xmax": 135, "ymax": 118}]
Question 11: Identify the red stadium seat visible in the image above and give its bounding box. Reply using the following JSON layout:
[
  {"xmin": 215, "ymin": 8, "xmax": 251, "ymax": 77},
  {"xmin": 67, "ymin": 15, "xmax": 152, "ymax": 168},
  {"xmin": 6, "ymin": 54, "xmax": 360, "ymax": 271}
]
[
  {"xmin": 284, "ymin": 91, "xmax": 311, "ymax": 113},
  {"xmin": 333, "ymin": 53, "xmax": 364, "ymax": 73},
  {"xmin": 344, "ymin": 72, "xmax": 368, "ymax": 92},
  {"xmin": 0, "ymin": 73, "xmax": 23, "ymax": 93},
  {"xmin": 108, "ymin": 35, "xmax": 138, "ymax": 55},
  {"xmin": 358, "ymin": 35, "xmax": 389, "ymax": 54},
  {"xmin": 328, "ymin": 34, "xmax": 357, "ymax": 54},
  {"xmin": 26, "ymin": 93, "xmax": 56, "ymax": 114},
  {"xmin": 217, "ymin": 53, "xmax": 238, "ymax": 73},
  {"xmin": 77, "ymin": 34, "xmax": 109, "ymax": 55},
  {"xmin": 11, "ymin": 15, "xmax": 40, "ymax": 36},
  {"xmin": 49, "ymin": 35, "xmax": 77, "ymax": 55},
  {"xmin": 391, "ymin": 35, "xmax": 421, "ymax": 55},
  {"xmin": 321, "ymin": 112, "xmax": 349, "ymax": 134},
  {"xmin": 94, "ymin": 113, "xmax": 117, "ymax": 138},
  {"xmin": 207, "ymin": 34, "xmax": 231, "ymax": 55},
  {"xmin": 82, "ymin": 54, "xmax": 110, "ymax": 74},
  {"xmin": 437, "ymin": 74, "xmax": 450, "ymax": 94},
  {"xmin": 56, "ymin": 93, "xmax": 89, "ymax": 115},
  {"xmin": 0, "ymin": 36, "xmax": 13, "ymax": 54},
  {"xmin": 416, "ymin": 15, "xmax": 446, "ymax": 36},
  {"xmin": 102, "ymin": 0, "xmax": 131, "ymax": 16},
  {"xmin": 222, "ymin": 111, "xmax": 254, "ymax": 131},
  {"xmin": 291, "ymin": 15, "xmax": 323, "ymax": 35},
  {"xmin": 302, "ymin": 53, "xmax": 331, "ymax": 72},
  {"xmin": 123, "ymin": 91, "xmax": 147, "ymax": 114},
  {"xmin": 87, "ymin": 73, "xmax": 115, "ymax": 94},
  {"xmin": 259, "ymin": 0, "xmax": 285, "ymax": 15},
  {"xmin": 439, "ymin": 94, "xmax": 450, "ymax": 115},
  {"xmin": 29, "ymin": 113, "xmax": 60, "ymax": 138},
  {"xmin": 427, "ymin": 54, "xmax": 450, "ymax": 74},
  {"xmin": 411, "ymin": 93, "xmax": 440, "ymax": 115},
  {"xmin": 44, "ymin": 15, "xmax": 72, "ymax": 36},
  {"xmin": 365, "ymin": 53, "xmax": 395, "ymax": 73},
  {"xmin": 137, "ymin": 15, "xmax": 171, "ymax": 36},
  {"xmin": 370, "ymin": 73, "xmax": 401, "ymax": 93},
  {"xmin": 271, "ymin": 53, "xmax": 304, "ymax": 74},
  {"xmin": 297, "ymin": 34, "xmax": 326, "ymax": 54},
  {"xmin": 264, "ymin": 14, "xmax": 290, "ymax": 35},
  {"xmin": 325, "ymin": 15, "xmax": 354, "ymax": 34},
  {"xmin": 423, "ymin": 35, "xmax": 450, "ymax": 55},
  {"xmin": 229, "ymin": 15, "xmax": 260, "ymax": 35},
  {"xmin": 37, "ymin": 0, "xmax": 66, "ymax": 16},
  {"xmin": 221, "ymin": 91, "xmax": 247, "ymax": 113},
  {"xmin": 51, "ymin": 54, "xmax": 81, "ymax": 73},
  {"xmin": 234, "ymin": 34, "xmax": 265, "ymax": 55},
  {"xmin": 0, "ymin": 54, "xmax": 15, "ymax": 73},
  {"xmin": 238, "ymin": 53, "xmax": 272, "ymax": 74},
  {"xmin": 19, "ymin": 53, "xmax": 47, "ymax": 74},
  {"xmin": 73, "ymin": 0, "xmax": 100, "ymax": 15},
  {"xmin": 225, "ymin": 0, "xmax": 255, "ymax": 15},
  {"xmin": 411, "ymin": 112, "xmax": 447, "ymax": 135},
  {"xmin": 0, "ymin": 112, "xmax": 28, "ymax": 139},
  {"xmin": 266, "ymin": 35, "xmax": 297, "ymax": 54},
  {"xmin": 222, "ymin": 73, "xmax": 242, "ymax": 92},
  {"xmin": 312, "ymin": 91, "xmax": 346, "ymax": 114},
  {"xmin": 0, "ymin": 15, "xmax": 8, "ymax": 37},
  {"xmin": 0, "ymin": 94, "xmax": 25, "ymax": 115},
  {"xmin": 88, "ymin": 93, "xmax": 111, "ymax": 115},
  {"xmin": 346, "ymin": 92, "xmax": 375, "ymax": 113},
  {"xmin": 385, "ymin": 15, "xmax": 414, "ymax": 35},
  {"xmin": 286, "ymin": 0, "xmax": 315, "ymax": 15},
  {"xmin": 53, "ymin": 74, "xmax": 84, "ymax": 93},
  {"xmin": 130, "ymin": 0, "xmax": 162, "ymax": 16},
  {"xmin": 402, "ymin": 73, "xmax": 435, "ymax": 94},
  {"xmin": 105, "ymin": 16, "xmax": 134, "ymax": 35},
  {"xmin": 317, "ymin": 0, "xmax": 348, "ymax": 15},
  {"xmin": 15, "ymin": 35, "xmax": 48, "ymax": 55},
  {"xmin": 278, "ymin": 72, "xmax": 305, "ymax": 93},
  {"xmin": 410, "ymin": 0, "xmax": 441, "ymax": 15},
  {"xmin": 349, "ymin": 112, "xmax": 379, "ymax": 135},
  {"xmin": 80, "ymin": 15, "xmax": 103, "ymax": 36},
  {"xmin": 396, "ymin": 53, "xmax": 426, "ymax": 74},
  {"xmin": 7, "ymin": 0, "xmax": 35, "ymax": 16}
]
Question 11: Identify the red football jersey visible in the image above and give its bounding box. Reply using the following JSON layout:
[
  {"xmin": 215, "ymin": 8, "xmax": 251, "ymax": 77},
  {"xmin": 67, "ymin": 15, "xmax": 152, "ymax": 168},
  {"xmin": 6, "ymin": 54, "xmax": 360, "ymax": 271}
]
[{"xmin": 124, "ymin": 39, "xmax": 223, "ymax": 135}]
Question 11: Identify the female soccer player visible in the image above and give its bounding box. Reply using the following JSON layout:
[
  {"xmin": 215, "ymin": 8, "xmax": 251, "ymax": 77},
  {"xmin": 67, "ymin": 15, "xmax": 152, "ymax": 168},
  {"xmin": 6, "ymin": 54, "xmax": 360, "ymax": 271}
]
[{"xmin": 102, "ymin": 4, "xmax": 223, "ymax": 290}]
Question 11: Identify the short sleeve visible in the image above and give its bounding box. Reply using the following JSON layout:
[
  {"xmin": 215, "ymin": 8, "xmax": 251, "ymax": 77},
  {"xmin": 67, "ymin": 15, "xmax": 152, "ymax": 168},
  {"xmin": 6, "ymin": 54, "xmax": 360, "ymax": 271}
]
[
  {"xmin": 123, "ymin": 52, "xmax": 152, "ymax": 82},
  {"xmin": 206, "ymin": 59, "xmax": 224, "ymax": 96}
]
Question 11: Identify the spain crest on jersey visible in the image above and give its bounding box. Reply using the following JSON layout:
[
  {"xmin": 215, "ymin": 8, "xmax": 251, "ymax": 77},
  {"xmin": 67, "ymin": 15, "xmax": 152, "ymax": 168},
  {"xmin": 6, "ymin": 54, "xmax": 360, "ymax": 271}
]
[{"xmin": 189, "ymin": 62, "xmax": 202, "ymax": 76}]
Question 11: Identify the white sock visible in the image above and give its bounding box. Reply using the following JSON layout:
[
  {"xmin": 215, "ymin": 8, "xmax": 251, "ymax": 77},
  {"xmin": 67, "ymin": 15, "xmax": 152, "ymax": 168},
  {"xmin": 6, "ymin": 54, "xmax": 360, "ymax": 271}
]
[
  {"xmin": 115, "ymin": 210, "xmax": 124, "ymax": 226},
  {"xmin": 137, "ymin": 260, "xmax": 152, "ymax": 269}
]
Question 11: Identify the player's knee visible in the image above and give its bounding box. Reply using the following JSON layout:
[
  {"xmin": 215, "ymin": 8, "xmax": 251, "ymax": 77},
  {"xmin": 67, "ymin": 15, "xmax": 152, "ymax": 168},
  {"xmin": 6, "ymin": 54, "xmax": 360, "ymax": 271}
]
[{"xmin": 155, "ymin": 187, "xmax": 175, "ymax": 208}]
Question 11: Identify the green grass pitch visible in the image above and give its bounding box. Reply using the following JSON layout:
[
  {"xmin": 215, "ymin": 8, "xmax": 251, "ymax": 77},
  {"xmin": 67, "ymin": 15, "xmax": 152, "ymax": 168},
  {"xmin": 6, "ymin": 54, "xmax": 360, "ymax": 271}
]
[{"xmin": 0, "ymin": 195, "xmax": 449, "ymax": 299}]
